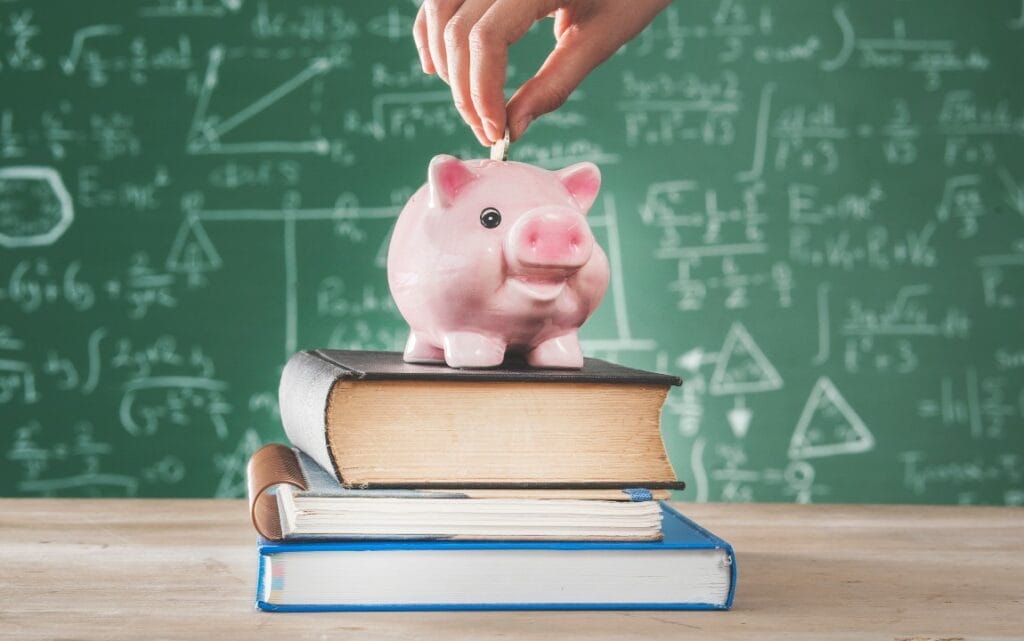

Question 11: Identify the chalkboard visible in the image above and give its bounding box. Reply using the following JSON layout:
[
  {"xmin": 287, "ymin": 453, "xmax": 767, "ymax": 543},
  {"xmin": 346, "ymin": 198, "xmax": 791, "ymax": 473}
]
[{"xmin": 2, "ymin": 0, "xmax": 1022, "ymax": 504}]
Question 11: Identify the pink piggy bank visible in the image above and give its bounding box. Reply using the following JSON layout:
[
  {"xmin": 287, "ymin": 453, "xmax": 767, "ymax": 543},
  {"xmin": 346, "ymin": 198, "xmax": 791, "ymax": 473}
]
[{"xmin": 387, "ymin": 154, "xmax": 610, "ymax": 369}]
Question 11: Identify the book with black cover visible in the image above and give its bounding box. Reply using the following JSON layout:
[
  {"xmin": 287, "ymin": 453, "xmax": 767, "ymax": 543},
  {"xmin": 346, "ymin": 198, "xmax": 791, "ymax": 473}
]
[
  {"xmin": 279, "ymin": 350, "xmax": 683, "ymax": 490},
  {"xmin": 295, "ymin": 349, "xmax": 682, "ymax": 385}
]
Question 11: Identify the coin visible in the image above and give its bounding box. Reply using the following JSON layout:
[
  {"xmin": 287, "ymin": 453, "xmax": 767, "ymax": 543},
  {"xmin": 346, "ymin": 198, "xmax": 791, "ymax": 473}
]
[{"xmin": 489, "ymin": 127, "xmax": 510, "ymax": 161}]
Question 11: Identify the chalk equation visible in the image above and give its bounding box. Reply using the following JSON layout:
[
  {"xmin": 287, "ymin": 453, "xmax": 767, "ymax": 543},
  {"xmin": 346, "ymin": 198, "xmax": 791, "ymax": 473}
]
[{"xmin": 0, "ymin": 0, "xmax": 1021, "ymax": 505}]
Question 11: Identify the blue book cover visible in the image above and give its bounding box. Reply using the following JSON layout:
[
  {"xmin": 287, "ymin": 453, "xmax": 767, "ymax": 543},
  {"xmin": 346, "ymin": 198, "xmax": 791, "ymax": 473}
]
[{"xmin": 255, "ymin": 502, "xmax": 737, "ymax": 612}]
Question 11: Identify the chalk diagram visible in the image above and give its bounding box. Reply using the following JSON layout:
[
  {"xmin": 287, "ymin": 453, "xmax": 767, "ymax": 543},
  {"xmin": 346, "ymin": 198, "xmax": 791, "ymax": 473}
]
[
  {"xmin": 0, "ymin": 167, "xmax": 75, "ymax": 248},
  {"xmin": 166, "ymin": 215, "xmax": 222, "ymax": 286},
  {"xmin": 678, "ymin": 321, "xmax": 782, "ymax": 438},
  {"xmin": 684, "ymin": 339, "xmax": 872, "ymax": 503},
  {"xmin": 709, "ymin": 322, "xmax": 783, "ymax": 395},
  {"xmin": 186, "ymin": 46, "xmax": 341, "ymax": 155},
  {"xmin": 788, "ymin": 376, "xmax": 874, "ymax": 460}
]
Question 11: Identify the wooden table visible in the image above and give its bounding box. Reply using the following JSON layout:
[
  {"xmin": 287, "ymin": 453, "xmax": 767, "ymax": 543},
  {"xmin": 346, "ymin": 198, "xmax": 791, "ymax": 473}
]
[{"xmin": 1, "ymin": 500, "xmax": 1021, "ymax": 640}]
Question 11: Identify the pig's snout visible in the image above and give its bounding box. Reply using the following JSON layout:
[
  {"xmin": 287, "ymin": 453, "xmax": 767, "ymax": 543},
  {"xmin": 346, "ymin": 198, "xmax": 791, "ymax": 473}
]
[{"xmin": 507, "ymin": 210, "xmax": 594, "ymax": 270}]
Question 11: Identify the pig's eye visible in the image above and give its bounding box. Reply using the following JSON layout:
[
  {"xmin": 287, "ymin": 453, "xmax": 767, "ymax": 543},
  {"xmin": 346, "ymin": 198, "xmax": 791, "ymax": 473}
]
[{"xmin": 480, "ymin": 207, "xmax": 502, "ymax": 229}]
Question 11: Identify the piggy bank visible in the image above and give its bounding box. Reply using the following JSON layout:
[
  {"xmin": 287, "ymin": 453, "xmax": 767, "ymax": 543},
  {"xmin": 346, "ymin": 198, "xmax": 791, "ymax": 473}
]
[{"xmin": 387, "ymin": 154, "xmax": 610, "ymax": 369}]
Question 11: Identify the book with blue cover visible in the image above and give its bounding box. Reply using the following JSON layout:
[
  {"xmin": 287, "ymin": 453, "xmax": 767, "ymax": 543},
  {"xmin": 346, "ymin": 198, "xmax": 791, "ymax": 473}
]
[{"xmin": 255, "ymin": 502, "xmax": 737, "ymax": 611}]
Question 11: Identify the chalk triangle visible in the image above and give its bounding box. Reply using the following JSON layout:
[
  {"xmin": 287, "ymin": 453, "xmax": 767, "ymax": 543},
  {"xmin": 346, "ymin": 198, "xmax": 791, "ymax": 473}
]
[
  {"xmin": 709, "ymin": 322, "xmax": 783, "ymax": 395},
  {"xmin": 788, "ymin": 377, "xmax": 874, "ymax": 460},
  {"xmin": 167, "ymin": 215, "xmax": 222, "ymax": 275}
]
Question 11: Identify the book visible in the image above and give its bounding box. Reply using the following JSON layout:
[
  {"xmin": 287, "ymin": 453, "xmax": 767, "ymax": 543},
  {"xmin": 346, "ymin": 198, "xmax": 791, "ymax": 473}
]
[
  {"xmin": 247, "ymin": 444, "xmax": 669, "ymax": 542},
  {"xmin": 278, "ymin": 350, "xmax": 683, "ymax": 489},
  {"xmin": 255, "ymin": 502, "xmax": 737, "ymax": 612}
]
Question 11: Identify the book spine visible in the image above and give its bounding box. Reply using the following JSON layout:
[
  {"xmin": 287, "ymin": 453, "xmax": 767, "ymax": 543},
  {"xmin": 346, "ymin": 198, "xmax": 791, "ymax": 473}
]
[
  {"xmin": 278, "ymin": 351, "xmax": 343, "ymax": 482},
  {"xmin": 246, "ymin": 444, "xmax": 308, "ymax": 540}
]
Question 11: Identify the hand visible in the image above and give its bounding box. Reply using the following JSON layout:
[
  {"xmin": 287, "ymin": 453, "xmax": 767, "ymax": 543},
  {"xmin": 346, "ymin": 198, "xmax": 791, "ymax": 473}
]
[{"xmin": 413, "ymin": 0, "xmax": 672, "ymax": 146}]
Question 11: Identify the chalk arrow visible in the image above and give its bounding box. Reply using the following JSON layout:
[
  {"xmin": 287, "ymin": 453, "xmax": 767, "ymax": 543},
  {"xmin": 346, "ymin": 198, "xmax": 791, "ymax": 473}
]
[{"xmin": 727, "ymin": 395, "xmax": 753, "ymax": 439}]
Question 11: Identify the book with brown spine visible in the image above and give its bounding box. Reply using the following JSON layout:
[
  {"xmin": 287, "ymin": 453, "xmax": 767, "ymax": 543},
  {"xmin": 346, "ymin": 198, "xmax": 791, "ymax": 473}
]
[{"xmin": 246, "ymin": 444, "xmax": 671, "ymax": 542}]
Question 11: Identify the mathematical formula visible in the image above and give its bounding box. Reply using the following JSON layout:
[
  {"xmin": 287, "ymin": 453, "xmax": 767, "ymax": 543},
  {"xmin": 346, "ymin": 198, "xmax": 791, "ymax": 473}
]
[{"xmin": 1, "ymin": 0, "xmax": 1021, "ymax": 504}]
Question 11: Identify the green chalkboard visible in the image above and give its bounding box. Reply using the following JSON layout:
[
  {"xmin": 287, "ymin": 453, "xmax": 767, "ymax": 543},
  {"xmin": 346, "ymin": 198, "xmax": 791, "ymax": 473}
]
[{"xmin": 2, "ymin": 0, "xmax": 1022, "ymax": 504}]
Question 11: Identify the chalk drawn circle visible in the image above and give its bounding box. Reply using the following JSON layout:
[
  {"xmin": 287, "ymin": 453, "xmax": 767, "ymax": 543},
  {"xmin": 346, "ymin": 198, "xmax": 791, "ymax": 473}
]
[
  {"xmin": 0, "ymin": 166, "xmax": 75, "ymax": 248},
  {"xmin": 785, "ymin": 460, "xmax": 815, "ymax": 489}
]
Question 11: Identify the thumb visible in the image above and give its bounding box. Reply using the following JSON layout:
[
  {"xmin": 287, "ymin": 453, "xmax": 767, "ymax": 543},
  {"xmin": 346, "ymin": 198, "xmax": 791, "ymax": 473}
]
[{"xmin": 506, "ymin": 28, "xmax": 611, "ymax": 141}]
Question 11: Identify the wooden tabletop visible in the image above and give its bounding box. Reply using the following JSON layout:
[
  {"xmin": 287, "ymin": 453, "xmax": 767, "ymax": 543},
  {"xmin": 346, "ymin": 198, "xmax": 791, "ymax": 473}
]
[{"xmin": 1, "ymin": 500, "xmax": 1021, "ymax": 641}]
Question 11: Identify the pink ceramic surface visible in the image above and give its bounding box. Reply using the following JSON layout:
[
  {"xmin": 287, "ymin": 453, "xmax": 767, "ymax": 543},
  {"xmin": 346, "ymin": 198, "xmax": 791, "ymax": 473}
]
[{"xmin": 387, "ymin": 154, "xmax": 610, "ymax": 369}]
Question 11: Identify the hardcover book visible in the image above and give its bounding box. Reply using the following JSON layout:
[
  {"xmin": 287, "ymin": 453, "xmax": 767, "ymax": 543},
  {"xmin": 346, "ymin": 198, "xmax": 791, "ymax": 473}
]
[
  {"xmin": 255, "ymin": 502, "xmax": 737, "ymax": 612},
  {"xmin": 278, "ymin": 349, "xmax": 684, "ymax": 489}
]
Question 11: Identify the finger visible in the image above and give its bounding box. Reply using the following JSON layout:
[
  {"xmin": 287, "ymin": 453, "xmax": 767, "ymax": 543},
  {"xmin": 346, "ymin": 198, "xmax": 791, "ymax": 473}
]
[
  {"xmin": 424, "ymin": 0, "xmax": 463, "ymax": 84},
  {"xmin": 413, "ymin": 6, "xmax": 435, "ymax": 74},
  {"xmin": 470, "ymin": 0, "xmax": 562, "ymax": 143},
  {"xmin": 552, "ymin": 8, "xmax": 572, "ymax": 39},
  {"xmin": 511, "ymin": 0, "xmax": 671, "ymax": 140},
  {"xmin": 444, "ymin": 0, "xmax": 494, "ymax": 145},
  {"xmin": 506, "ymin": 26, "xmax": 612, "ymax": 141}
]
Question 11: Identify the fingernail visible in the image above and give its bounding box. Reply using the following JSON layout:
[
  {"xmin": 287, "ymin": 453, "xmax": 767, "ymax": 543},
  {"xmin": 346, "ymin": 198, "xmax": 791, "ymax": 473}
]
[{"xmin": 482, "ymin": 117, "xmax": 501, "ymax": 143}]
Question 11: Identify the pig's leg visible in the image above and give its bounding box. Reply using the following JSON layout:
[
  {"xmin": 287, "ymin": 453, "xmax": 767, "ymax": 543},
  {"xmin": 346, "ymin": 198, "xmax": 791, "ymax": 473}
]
[
  {"xmin": 527, "ymin": 332, "xmax": 584, "ymax": 369},
  {"xmin": 403, "ymin": 331, "xmax": 445, "ymax": 363},
  {"xmin": 442, "ymin": 332, "xmax": 506, "ymax": 368}
]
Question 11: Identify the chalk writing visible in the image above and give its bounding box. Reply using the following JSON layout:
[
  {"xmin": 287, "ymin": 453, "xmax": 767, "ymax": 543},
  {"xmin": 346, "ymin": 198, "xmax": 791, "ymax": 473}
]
[{"xmin": 0, "ymin": 0, "xmax": 1020, "ymax": 505}]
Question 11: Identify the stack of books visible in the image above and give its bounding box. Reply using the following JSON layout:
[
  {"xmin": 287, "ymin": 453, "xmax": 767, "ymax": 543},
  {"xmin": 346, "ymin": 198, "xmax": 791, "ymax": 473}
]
[{"xmin": 246, "ymin": 350, "xmax": 736, "ymax": 611}]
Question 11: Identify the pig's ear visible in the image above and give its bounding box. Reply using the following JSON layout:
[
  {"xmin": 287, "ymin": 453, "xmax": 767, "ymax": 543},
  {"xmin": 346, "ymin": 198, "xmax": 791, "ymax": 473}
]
[
  {"xmin": 556, "ymin": 162, "xmax": 601, "ymax": 213},
  {"xmin": 428, "ymin": 154, "xmax": 477, "ymax": 208}
]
